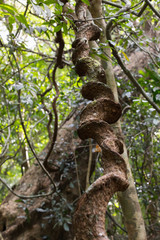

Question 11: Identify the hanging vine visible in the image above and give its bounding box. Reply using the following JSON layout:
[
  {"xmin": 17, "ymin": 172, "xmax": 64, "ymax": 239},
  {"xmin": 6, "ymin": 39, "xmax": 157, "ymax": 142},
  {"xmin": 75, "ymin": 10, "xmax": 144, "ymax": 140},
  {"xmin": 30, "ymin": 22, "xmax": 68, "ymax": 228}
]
[{"xmin": 71, "ymin": 1, "xmax": 129, "ymax": 239}]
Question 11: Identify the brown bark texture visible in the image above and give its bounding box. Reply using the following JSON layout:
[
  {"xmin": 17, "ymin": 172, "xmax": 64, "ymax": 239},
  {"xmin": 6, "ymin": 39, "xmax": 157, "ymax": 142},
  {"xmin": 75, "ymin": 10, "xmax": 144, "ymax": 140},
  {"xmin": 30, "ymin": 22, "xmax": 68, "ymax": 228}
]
[
  {"xmin": 88, "ymin": 1, "xmax": 147, "ymax": 239},
  {"xmin": 0, "ymin": 112, "xmax": 98, "ymax": 240},
  {"xmin": 72, "ymin": 1, "xmax": 129, "ymax": 239}
]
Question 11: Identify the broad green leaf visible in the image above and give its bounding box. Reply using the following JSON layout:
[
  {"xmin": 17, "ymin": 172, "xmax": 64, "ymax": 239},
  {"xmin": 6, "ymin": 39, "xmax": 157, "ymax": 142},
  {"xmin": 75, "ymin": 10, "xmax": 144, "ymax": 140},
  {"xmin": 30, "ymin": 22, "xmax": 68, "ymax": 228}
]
[
  {"xmin": 54, "ymin": 24, "xmax": 62, "ymax": 32},
  {"xmin": 0, "ymin": 4, "xmax": 17, "ymax": 15},
  {"xmin": 81, "ymin": 0, "xmax": 90, "ymax": 6},
  {"xmin": 62, "ymin": 22, "xmax": 67, "ymax": 35},
  {"xmin": 138, "ymin": 69, "xmax": 145, "ymax": 76},
  {"xmin": 145, "ymin": 68, "xmax": 160, "ymax": 83},
  {"xmin": 8, "ymin": 15, "xmax": 15, "ymax": 24},
  {"xmin": 16, "ymin": 14, "xmax": 28, "ymax": 27}
]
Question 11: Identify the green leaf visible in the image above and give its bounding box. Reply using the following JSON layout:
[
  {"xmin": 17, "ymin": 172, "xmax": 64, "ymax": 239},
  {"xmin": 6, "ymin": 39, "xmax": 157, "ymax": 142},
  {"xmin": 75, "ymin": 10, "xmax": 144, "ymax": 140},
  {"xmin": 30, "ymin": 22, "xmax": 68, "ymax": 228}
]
[
  {"xmin": 0, "ymin": 4, "xmax": 17, "ymax": 15},
  {"xmin": 62, "ymin": 22, "xmax": 67, "ymax": 35},
  {"xmin": 8, "ymin": 15, "xmax": 15, "ymax": 24},
  {"xmin": 44, "ymin": 31, "xmax": 50, "ymax": 39},
  {"xmin": 138, "ymin": 69, "xmax": 145, "ymax": 76},
  {"xmin": 54, "ymin": 24, "xmax": 62, "ymax": 32},
  {"xmin": 114, "ymin": 202, "xmax": 119, "ymax": 208},
  {"xmin": 44, "ymin": 0, "xmax": 56, "ymax": 4},
  {"xmin": 16, "ymin": 14, "xmax": 28, "ymax": 27},
  {"xmin": 145, "ymin": 68, "xmax": 160, "ymax": 83},
  {"xmin": 81, "ymin": 0, "xmax": 90, "ymax": 6},
  {"xmin": 25, "ymin": 207, "xmax": 30, "ymax": 223},
  {"xmin": 63, "ymin": 222, "xmax": 69, "ymax": 232},
  {"xmin": 15, "ymin": 199, "xmax": 26, "ymax": 203}
]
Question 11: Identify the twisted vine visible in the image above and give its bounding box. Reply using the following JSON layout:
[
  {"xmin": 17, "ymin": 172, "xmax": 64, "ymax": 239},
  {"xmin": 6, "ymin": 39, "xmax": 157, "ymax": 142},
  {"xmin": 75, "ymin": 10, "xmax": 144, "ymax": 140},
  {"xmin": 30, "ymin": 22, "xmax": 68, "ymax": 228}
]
[{"xmin": 72, "ymin": 1, "xmax": 129, "ymax": 239}]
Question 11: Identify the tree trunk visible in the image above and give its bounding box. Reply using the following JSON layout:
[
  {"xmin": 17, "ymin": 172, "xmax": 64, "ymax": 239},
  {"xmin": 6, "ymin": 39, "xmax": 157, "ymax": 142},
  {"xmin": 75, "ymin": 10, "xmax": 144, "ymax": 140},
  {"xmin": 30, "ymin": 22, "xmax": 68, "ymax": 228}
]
[
  {"xmin": 0, "ymin": 111, "xmax": 98, "ymax": 240},
  {"xmin": 89, "ymin": 1, "xmax": 147, "ymax": 240},
  {"xmin": 72, "ymin": 1, "xmax": 128, "ymax": 239}
]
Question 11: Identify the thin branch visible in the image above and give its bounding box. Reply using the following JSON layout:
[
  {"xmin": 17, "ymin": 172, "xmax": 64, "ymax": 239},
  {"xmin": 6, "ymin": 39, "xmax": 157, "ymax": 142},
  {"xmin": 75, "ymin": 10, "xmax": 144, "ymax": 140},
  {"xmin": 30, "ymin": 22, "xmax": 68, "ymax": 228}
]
[
  {"xmin": 123, "ymin": 29, "xmax": 159, "ymax": 68},
  {"xmin": 43, "ymin": 30, "xmax": 64, "ymax": 170},
  {"xmin": 127, "ymin": 130, "xmax": 145, "ymax": 150},
  {"xmin": 102, "ymin": 0, "xmax": 122, "ymax": 8},
  {"xmin": 28, "ymin": 10, "xmax": 46, "ymax": 21},
  {"xmin": 16, "ymin": 0, "xmax": 26, "ymax": 7},
  {"xmin": 0, "ymin": 89, "xmax": 11, "ymax": 159},
  {"xmin": 145, "ymin": 0, "xmax": 160, "ymax": 18},
  {"xmin": 22, "ymin": 48, "xmax": 52, "ymax": 58},
  {"xmin": 0, "ymin": 145, "xmax": 23, "ymax": 167},
  {"xmin": 85, "ymin": 139, "xmax": 92, "ymax": 190},
  {"xmin": 40, "ymin": 62, "xmax": 54, "ymax": 97},
  {"xmin": 39, "ymin": 62, "xmax": 54, "ymax": 139},
  {"xmin": 102, "ymin": 0, "xmax": 146, "ymax": 17},
  {"xmin": 17, "ymin": 86, "xmax": 57, "ymax": 191},
  {"xmin": 0, "ymin": 119, "xmax": 16, "ymax": 132},
  {"xmin": 106, "ymin": 210, "xmax": 127, "ymax": 233},
  {"xmin": 29, "ymin": 116, "xmax": 47, "ymax": 141},
  {"xmin": 0, "ymin": 176, "xmax": 55, "ymax": 199},
  {"xmin": 1, "ymin": 57, "xmax": 50, "ymax": 87},
  {"xmin": 106, "ymin": 21, "xmax": 160, "ymax": 114},
  {"xmin": 74, "ymin": 153, "xmax": 81, "ymax": 197},
  {"xmin": 136, "ymin": 1, "xmax": 149, "ymax": 17},
  {"xmin": 14, "ymin": 0, "xmax": 30, "ymax": 38},
  {"xmin": 11, "ymin": 52, "xmax": 58, "ymax": 193},
  {"xmin": 41, "ymin": 97, "xmax": 53, "ymax": 140}
]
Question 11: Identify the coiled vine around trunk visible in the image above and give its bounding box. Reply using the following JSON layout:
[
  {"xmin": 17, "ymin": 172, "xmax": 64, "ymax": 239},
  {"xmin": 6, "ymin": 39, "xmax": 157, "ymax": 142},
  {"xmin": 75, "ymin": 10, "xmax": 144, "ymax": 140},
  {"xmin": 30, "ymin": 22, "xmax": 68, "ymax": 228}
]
[{"xmin": 72, "ymin": 1, "xmax": 129, "ymax": 239}]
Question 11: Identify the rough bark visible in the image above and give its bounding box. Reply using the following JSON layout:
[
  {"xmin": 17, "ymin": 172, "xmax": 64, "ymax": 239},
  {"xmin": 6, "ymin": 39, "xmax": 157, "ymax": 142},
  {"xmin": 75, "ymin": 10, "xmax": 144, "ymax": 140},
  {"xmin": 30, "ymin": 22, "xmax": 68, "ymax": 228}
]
[
  {"xmin": 72, "ymin": 1, "xmax": 128, "ymax": 239},
  {"xmin": 89, "ymin": 1, "xmax": 147, "ymax": 240},
  {"xmin": 0, "ymin": 112, "xmax": 97, "ymax": 240}
]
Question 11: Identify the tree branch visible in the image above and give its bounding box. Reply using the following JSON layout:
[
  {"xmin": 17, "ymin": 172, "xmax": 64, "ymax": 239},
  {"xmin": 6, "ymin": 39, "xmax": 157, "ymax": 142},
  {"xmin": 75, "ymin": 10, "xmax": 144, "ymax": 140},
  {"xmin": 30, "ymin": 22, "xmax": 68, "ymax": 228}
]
[
  {"xmin": 0, "ymin": 89, "xmax": 11, "ymax": 159},
  {"xmin": 43, "ymin": 30, "xmax": 65, "ymax": 170},
  {"xmin": 11, "ymin": 52, "xmax": 58, "ymax": 194},
  {"xmin": 106, "ymin": 210, "xmax": 127, "ymax": 233},
  {"xmin": 1, "ymin": 58, "xmax": 50, "ymax": 87},
  {"xmin": 14, "ymin": 0, "xmax": 30, "ymax": 38},
  {"xmin": 106, "ymin": 21, "xmax": 160, "ymax": 114},
  {"xmin": 145, "ymin": 0, "xmax": 160, "ymax": 18},
  {"xmin": 102, "ymin": 0, "xmax": 122, "ymax": 8},
  {"xmin": 39, "ymin": 62, "xmax": 54, "ymax": 140},
  {"xmin": 0, "ymin": 176, "xmax": 55, "ymax": 199}
]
